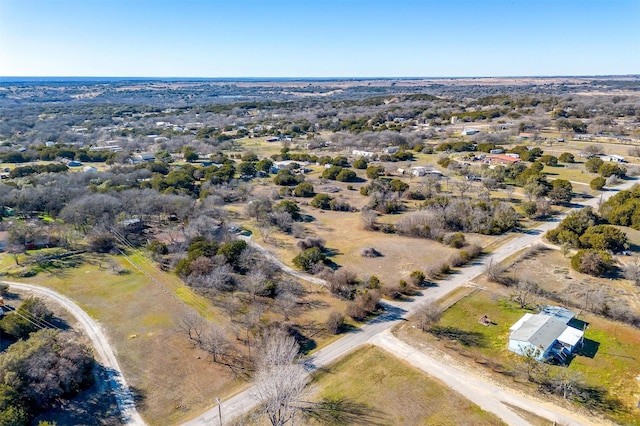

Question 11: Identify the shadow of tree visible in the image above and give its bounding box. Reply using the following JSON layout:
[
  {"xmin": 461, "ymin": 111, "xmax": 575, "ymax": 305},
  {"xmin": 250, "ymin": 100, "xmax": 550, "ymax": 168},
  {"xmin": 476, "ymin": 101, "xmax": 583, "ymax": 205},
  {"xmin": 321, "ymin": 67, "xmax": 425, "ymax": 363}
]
[
  {"xmin": 302, "ymin": 396, "xmax": 387, "ymax": 425},
  {"xmin": 429, "ymin": 326, "xmax": 487, "ymax": 347}
]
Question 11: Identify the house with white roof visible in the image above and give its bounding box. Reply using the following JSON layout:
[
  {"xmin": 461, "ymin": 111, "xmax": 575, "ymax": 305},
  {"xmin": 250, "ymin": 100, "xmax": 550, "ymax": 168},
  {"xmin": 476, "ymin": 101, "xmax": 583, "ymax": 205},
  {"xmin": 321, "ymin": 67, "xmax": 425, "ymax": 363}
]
[{"xmin": 508, "ymin": 306, "xmax": 584, "ymax": 364}]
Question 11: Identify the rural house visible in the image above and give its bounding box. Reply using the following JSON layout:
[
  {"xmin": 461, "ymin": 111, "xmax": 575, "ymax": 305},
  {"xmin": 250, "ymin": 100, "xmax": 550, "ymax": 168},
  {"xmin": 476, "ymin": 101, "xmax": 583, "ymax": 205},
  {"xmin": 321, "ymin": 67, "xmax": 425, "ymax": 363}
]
[{"xmin": 508, "ymin": 306, "xmax": 584, "ymax": 364}]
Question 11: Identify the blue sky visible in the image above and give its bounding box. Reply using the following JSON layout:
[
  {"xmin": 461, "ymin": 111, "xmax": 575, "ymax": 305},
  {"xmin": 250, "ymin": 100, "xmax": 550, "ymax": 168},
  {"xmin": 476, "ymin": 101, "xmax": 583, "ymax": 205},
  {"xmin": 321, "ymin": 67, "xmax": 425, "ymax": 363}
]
[{"xmin": 0, "ymin": 0, "xmax": 638, "ymax": 77}]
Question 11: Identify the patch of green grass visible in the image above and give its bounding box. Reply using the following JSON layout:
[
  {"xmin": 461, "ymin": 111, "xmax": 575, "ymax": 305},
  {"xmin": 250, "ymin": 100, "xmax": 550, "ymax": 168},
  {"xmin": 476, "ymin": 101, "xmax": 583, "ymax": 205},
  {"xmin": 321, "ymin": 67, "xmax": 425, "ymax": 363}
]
[
  {"xmin": 438, "ymin": 290, "xmax": 525, "ymax": 356},
  {"xmin": 309, "ymin": 345, "xmax": 505, "ymax": 426},
  {"xmin": 437, "ymin": 290, "xmax": 640, "ymax": 425}
]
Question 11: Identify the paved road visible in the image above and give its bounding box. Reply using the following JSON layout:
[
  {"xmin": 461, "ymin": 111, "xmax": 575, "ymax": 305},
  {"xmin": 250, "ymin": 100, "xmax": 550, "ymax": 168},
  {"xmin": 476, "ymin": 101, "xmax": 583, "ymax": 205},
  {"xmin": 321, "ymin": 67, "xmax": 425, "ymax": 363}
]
[
  {"xmin": 2, "ymin": 281, "xmax": 146, "ymax": 426},
  {"xmin": 185, "ymin": 179, "xmax": 638, "ymax": 426}
]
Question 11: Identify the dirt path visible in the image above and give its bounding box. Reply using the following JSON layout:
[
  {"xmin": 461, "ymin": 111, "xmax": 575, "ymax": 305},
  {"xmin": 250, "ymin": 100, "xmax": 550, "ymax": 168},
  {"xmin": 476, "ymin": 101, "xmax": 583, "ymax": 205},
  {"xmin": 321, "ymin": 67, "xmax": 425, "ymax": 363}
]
[{"xmin": 2, "ymin": 281, "xmax": 146, "ymax": 426}]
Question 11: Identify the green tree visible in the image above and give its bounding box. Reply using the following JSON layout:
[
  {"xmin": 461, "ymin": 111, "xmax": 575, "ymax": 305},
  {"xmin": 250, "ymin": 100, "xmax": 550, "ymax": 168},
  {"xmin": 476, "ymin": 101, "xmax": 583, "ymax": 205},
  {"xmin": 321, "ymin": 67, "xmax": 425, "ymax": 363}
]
[
  {"xmin": 389, "ymin": 179, "xmax": 409, "ymax": 193},
  {"xmin": 275, "ymin": 200, "xmax": 301, "ymax": 220},
  {"xmin": 558, "ymin": 152, "xmax": 575, "ymax": 163},
  {"xmin": 183, "ymin": 148, "xmax": 199, "ymax": 162},
  {"xmin": 322, "ymin": 165, "xmax": 343, "ymax": 180},
  {"xmin": 579, "ymin": 225, "xmax": 629, "ymax": 253},
  {"xmin": 590, "ymin": 176, "xmax": 606, "ymax": 190},
  {"xmin": 0, "ymin": 297, "xmax": 53, "ymax": 339},
  {"xmin": 273, "ymin": 169, "xmax": 300, "ymax": 186},
  {"xmin": 292, "ymin": 247, "xmax": 326, "ymax": 272},
  {"xmin": 366, "ymin": 165, "xmax": 385, "ymax": 180},
  {"xmin": 571, "ymin": 249, "xmax": 614, "ymax": 277},
  {"xmin": 598, "ymin": 162, "xmax": 626, "ymax": 178},
  {"xmin": 256, "ymin": 158, "xmax": 274, "ymax": 173},
  {"xmin": 217, "ymin": 240, "xmax": 247, "ymax": 269},
  {"xmin": 310, "ymin": 193, "xmax": 332, "ymax": 210},
  {"xmin": 293, "ymin": 182, "xmax": 315, "ymax": 197},
  {"xmin": 335, "ymin": 169, "xmax": 357, "ymax": 182},
  {"xmin": 238, "ymin": 161, "xmax": 257, "ymax": 178},
  {"xmin": 353, "ymin": 157, "xmax": 368, "ymax": 169},
  {"xmin": 585, "ymin": 157, "xmax": 604, "ymax": 173},
  {"xmin": 548, "ymin": 179, "xmax": 573, "ymax": 204},
  {"xmin": 539, "ymin": 155, "xmax": 558, "ymax": 166}
]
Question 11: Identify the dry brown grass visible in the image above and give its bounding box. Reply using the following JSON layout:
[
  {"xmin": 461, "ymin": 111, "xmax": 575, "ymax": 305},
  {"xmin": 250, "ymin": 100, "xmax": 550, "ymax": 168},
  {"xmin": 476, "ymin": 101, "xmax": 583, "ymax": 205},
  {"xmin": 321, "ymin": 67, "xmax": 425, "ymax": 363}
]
[
  {"xmin": 15, "ymin": 256, "xmax": 241, "ymax": 425},
  {"xmin": 309, "ymin": 345, "xmax": 506, "ymax": 426}
]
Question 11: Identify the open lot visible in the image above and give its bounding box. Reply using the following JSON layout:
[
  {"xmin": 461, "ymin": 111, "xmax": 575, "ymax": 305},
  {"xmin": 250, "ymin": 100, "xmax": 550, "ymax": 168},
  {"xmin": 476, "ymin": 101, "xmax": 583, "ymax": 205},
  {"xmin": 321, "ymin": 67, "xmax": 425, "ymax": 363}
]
[{"xmin": 308, "ymin": 345, "xmax": 506, "ymax": 426}]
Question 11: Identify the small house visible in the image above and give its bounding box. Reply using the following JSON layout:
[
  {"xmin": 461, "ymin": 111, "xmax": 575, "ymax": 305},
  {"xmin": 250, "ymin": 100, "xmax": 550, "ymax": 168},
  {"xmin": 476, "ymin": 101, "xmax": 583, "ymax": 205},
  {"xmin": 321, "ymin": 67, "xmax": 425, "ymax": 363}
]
[
  {"xmin": 485, "ymin": 155, "xmax": 521, "ymax": 165},
  {"xmin": 461, "ymin": 128, "xmax": 480, "ymax": 136},
  {"xmin": 384, "ymin": 146, "xmax": 400, "ymax": 154},
  {"xmin": 601, "ymin": 154, "xmax": 626, "ymax": 163},
  {"xmin": 352, "ymin": 149, "xmax": 375, "ymax": 158},
  {"xmin": 508, "ymin": 306, "xmax": 584, "ymax": 364}
]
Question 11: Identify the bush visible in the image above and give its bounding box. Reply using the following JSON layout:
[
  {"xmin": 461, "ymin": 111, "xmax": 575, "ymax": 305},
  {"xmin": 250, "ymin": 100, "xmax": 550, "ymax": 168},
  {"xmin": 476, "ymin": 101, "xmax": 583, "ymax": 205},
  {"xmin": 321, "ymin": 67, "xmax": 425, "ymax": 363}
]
[
  {"xmin": 409, "ymin": 270, "xmax": 425, "ymax": 286},
  {"xmin": 322, "ymin": 165, "xmax": 343, "ymax": 180},
  {"xmin": 443, "ymin": 232, "xmax": 466, "ymax": 248},
  {"xmin": 326, "ymin": 311, "xmax": 345, "ymax": 334},
  {"xmin": 293, "ymin": 182, "xmax": 315, "ymax": 197},
  {"xmin": 585, "ymin": 157, "xmax": 604, "ymax": 173},
  {"xmin": 590, "ymin": 176, "xmax": 606, "ymax": 190},
  {"xmin": 571, "ymin": 249, "xmax": 614, "ymax": 277},
  {"xmin": 292, "ymin": 247, "xmax": 326, "ymax": 272},
  {"xmin": 558, "ymin": 152, "xmax": 575, "ymax": 163},
  {"xmin": 336, "ymin": 169, "xmax": 357, "ymax": 182},
  {"xmin": 353, "ymin": 157, "xmax": 368, "ymax": 169},
  {"xmin": 296, "ymin": 237, "xmax": 325, "ymax": 250},
  {"xmin": 310, "ymin": 193, "xmax": 332, "ymax": 209}
]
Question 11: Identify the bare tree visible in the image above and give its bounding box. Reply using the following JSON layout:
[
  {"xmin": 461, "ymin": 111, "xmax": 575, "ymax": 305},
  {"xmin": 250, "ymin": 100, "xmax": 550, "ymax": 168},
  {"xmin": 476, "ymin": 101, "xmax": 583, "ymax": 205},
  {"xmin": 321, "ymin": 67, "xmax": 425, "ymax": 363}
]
[
  {"xmin": 200, "ymin": 325, "xmax": 231, "ymax": 363},
  {"xmin": 510, "ymin": 279, "xmax": 539, "ymax": 309},
  {"xmin": 454, "ymin": 180, "xmax": 472, "ymax": 198},
  {"xmin": 360, "ymin": 208, "xmax": 378, "ymax": 230},
  {"xmin": 623, "ymin": 260, "xmax": 640, "ymax": 286},
  {"xmin": 253, "ymin": 328, "xmax": 309, "ymax": 426},
  {"xmin": 415, "ymin": 301, "xmax": 442, "ymax": 331},
  {"xmin": 175, "ymin": 312, "xmax": 205, "ymax": 346}
]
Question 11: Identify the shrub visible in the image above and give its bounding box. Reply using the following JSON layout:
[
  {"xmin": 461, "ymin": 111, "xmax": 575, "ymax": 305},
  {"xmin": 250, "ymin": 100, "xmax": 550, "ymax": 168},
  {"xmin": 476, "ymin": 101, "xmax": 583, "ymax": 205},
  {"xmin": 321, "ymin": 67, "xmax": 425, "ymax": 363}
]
[
  {"xmin": 409, "ymin": 270, "xmax": 425, "ymax": 286},
  {"xmin": 325, "ymin": 311, "xmax": 345, "ymax": 334},
  {"xmin": 310, "ymin": 193, "xmax": 332, "ymax": 209},
  {"xmin": 336, "ymin": 169, "xmax": 357, "ymax": 182},
  {"xmin": 292, "ymin": 247, "xmax": 326, "ymax": 272},
  {"xmin": 558, "ymin": 152, "xmax": 574, "ymax": 163},
  {"xmin": 590, "ymin": 176, "xmax": 606, "ymax": 190},
  {"xmin": 443, "ymin": 232, "xmax": 466, "ymax": 248},
  {"xmin": 293, "ymin": 182, "xmax": 315, "ymax": 197},
  {"xmin": 571, "ymin": 249, "xmax": 614, "ymax": 277},
  {"xmin": 353, "ymin": 157, "xmax": 368, "ymax": 169},
  {"xmin": 322, "ymin": 165, "xmax": 343, "ymax": 180},
  {"xmin": 361, "ymin": 247, "xmax": 382, "ymax": 257}
]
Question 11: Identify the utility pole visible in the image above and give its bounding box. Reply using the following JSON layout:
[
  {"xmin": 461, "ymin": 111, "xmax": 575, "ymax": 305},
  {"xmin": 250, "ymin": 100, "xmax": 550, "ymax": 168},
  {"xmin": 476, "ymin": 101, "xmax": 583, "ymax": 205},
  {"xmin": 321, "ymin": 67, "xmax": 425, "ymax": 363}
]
[{"xmin": 216, "ymin": 397, "xmax": 222, "ymax": 426}]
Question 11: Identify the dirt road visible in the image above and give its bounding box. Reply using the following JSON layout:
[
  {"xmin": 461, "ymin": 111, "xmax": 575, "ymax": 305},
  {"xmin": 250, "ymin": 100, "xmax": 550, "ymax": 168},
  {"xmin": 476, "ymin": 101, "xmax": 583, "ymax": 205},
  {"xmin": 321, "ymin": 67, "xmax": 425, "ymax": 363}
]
[{"xmin": 2, "ymin": 281, "xmax": 146, "ymax": 426}]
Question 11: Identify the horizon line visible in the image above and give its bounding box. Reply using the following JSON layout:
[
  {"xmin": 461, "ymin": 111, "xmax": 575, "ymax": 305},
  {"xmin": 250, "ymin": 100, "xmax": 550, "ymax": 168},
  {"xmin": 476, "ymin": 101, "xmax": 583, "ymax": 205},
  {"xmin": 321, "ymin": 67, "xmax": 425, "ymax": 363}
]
[{"xmin": 2, "ymin": 74, "xmax": 639, "ymax": 82}]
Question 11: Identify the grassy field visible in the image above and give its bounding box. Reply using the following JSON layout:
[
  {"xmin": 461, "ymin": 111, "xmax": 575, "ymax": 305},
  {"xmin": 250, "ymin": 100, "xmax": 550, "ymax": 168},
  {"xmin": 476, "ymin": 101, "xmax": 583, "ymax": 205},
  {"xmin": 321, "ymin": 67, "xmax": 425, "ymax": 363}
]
[
  {"xmin": 402, "ymin": 289, "xmax": 640, "ymax": 425},
  {"xmin": 4, "ymin": 253, "xmax": 242, "ymax": 425},
  {"xmin": 308, "ymin": 345, "xmax": 506, "ymax": 426}
]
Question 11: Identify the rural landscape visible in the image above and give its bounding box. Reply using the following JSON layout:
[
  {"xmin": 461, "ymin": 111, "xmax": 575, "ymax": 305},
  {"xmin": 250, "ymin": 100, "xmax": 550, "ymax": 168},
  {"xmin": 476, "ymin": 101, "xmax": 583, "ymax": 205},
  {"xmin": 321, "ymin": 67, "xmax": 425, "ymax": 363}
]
[{"xmin": 0, "ymin": 75, "xmax": 640, "ymax": 426}]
